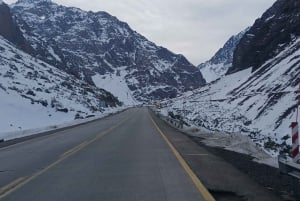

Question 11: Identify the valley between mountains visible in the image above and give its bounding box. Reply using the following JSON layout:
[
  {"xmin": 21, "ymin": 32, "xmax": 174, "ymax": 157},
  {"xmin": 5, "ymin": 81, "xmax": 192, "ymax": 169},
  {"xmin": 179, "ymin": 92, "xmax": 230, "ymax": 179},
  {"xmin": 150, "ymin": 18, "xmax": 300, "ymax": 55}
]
[
  {"xmin": 0, "ymin": 0, "xmax": 300, "ymax": 156},
  {"xmin": 0, "ymin": 0, "xmax": 299, "ymax": 170},
  {"xmin": 1, "ymin": 0, "xmax": 300, "ymax": 200}
]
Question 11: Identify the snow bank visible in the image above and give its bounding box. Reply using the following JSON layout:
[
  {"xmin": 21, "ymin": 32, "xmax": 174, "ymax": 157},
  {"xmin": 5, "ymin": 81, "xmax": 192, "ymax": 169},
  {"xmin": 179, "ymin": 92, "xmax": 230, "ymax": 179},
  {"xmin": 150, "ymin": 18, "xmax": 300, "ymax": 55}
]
[
  {"xmin": 155, "ymin": 108, "xmax": 277, "ymax": 167},
  {"xmin": 0, "ymin": 106, "xmax": 129, "ymax": 141}
]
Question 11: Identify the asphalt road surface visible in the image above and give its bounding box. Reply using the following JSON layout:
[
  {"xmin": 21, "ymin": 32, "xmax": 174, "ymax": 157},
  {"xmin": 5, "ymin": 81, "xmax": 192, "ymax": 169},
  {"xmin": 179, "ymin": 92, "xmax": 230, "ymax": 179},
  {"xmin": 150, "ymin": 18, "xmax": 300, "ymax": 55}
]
[{"xmin": 0, "ymin": 108, "xmax": 212, "ymax": 201}]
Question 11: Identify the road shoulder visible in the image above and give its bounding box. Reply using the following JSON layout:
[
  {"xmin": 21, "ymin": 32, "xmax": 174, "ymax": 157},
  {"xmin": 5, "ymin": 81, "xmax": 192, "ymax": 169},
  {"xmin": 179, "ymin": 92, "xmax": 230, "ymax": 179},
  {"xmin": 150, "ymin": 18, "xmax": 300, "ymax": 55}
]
[{"xmin": 149, "ymin": 110, "xmax": 282, "ymax": 201}]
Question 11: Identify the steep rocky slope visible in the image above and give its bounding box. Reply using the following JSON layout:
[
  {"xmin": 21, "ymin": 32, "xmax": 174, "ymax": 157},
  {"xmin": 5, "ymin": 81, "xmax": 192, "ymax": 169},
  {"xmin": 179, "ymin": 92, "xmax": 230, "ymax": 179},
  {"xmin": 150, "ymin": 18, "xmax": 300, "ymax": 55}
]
[
  {"xmin": 162, "ymin": 38, "xmax": 300, "ymax": 155},
  {"xmin": 229, "ymin": 0, "xmax": 300, "ymax": 74},
  {"xmin": 11, "ymin": 0, "xmax": 205, "ymax": 103},
  {"xmin": 0, "ymin": 1, "xmax": 30, "ymax": 52}
]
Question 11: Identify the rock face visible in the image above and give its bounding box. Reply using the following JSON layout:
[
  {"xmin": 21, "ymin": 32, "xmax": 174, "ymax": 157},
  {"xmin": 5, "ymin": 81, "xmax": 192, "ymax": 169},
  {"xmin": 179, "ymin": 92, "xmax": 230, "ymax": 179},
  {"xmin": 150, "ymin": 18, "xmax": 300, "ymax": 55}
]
[
  {"xmin": 229, "ymin": 0, "xmax": 300, "ymax": 74},
  {"xmin": 11, "ymin": 0, "xmax": 205, "ymax": 102},
  {"xmin": 0, "ymin": 1, "xmax": 30, "ymax": 52},
  {"xmin": 198, "ymin": 28, "xmax": 248, "ymax": 83}
]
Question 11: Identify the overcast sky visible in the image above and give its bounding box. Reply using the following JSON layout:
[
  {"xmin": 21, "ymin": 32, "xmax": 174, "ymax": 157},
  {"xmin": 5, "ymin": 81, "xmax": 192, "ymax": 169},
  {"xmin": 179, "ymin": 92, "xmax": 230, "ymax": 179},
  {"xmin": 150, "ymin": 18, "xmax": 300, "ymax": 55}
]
[{"xmin": 6, "ymin": 0, "xmax": 276, "ymax": 65}]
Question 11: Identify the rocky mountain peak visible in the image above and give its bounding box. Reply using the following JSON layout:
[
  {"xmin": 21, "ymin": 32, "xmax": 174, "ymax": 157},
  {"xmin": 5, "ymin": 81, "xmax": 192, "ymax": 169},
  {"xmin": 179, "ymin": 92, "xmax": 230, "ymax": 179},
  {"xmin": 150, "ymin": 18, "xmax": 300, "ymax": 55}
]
[
  {"xmin": 209, "ymin": 28, "xmax": 249, "ymax": 66},
  {"xmin": 228, "ymin": 0, "xmax": 300, "ymax": 74},
  {"xmin": 11, "ymin": 0, "xmax": 205, "ymax": 102}
]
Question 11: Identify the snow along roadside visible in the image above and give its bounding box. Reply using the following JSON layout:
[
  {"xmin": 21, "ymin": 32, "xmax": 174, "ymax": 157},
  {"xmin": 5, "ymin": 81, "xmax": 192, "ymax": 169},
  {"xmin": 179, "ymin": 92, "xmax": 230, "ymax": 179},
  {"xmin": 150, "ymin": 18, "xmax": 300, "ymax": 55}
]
[
  {"xmin": 0, "ymin": 106, "xmax": 130, "ymax": 142},
  {"xmin": 151, "ymin": 108, "xmax": 278, "ymax": 168}
]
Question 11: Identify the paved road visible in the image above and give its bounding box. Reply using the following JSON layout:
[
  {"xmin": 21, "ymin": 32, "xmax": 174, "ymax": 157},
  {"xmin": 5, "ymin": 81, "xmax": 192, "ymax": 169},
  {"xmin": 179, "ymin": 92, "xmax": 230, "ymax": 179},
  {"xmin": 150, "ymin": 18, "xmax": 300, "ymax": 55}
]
[{"xmin": 0, "ymin": 108, "xmax": 210, "ymax": 201}]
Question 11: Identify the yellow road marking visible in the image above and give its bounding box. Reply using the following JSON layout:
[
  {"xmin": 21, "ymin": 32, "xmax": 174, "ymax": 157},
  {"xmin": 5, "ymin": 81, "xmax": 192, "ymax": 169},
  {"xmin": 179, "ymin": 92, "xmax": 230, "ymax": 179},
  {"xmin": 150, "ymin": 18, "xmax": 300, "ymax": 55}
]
[
  {"xmin": 0, "ymin": 177, "xmax": 27, "ymax": 197},
  {"xmin": 149, "ymin": 114, "xmax": 216, "ymax": 201},
  {"xmin": 0, "ymin": 117, "xmax": 129, "ymax": 199},
  {"xmin": 61, "ymin": 141, "xmax": 89, "ymax": 158}
]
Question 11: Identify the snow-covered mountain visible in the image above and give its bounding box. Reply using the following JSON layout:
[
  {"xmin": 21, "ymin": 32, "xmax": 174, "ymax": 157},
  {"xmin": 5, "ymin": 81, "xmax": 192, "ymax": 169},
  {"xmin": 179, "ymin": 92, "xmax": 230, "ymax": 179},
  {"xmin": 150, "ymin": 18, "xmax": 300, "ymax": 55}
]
[
  {"xmin": 10, "ymin": 0, "xmax": 205, "ymax": 103},
  {"xmin": 161, "ymin": 0, "xmax": 300, "ymax": 155},
  {"xmin": 0, "ymin": 1, "xmax": 122, "ymax": 137},
  {"xmin": 229, "ymin": 0, "xmax": 300, "ymax": 74},
  {"xmin": 198, "ymin": 28, "xmax": 248, "ymax": 83},
  {"xmin": 0, "ymin": 35, "xmax": 121, "ymax": 133}
]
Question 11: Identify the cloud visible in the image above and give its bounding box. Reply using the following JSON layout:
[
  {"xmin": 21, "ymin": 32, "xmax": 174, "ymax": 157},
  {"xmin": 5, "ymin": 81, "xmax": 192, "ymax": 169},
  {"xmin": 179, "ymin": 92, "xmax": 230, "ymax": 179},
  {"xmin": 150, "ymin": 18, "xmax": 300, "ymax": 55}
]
[{"xmin": 5, "ymin": 0, "xmax": 276, "ymax": 65}]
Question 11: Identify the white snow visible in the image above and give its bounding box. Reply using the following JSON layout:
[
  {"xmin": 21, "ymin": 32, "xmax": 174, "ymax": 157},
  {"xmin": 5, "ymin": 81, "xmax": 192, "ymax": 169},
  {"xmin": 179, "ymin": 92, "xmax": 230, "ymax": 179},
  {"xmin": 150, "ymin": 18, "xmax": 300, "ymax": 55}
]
[
  {"xmin": 0, "ymin": 105, "xmax": 128, "ymax": 141},
  {"xmin": 48, "ymin": 46, "xmax": 61, "ymax": 62},
  {"xmin": 189, "ymin": 129, "xmax": 278, "ymax": 167},
  {"xmin": 156, "ymin": 109, "xmax": 278, "ymax": 167},
  {"xmin": 92, "ymin": 72, "xmax": 138, "ymax": 106},
  {"xmin": 0, "ymin": 36, "xmax": 123, "ymax": 141},
  {"xmin": 200, "ymin": 63, "xmax": 231, "ymax": 83},
  {"xmin": 0, "ymin": 89, "xmax": 66, "ymax": 133},
  {"xmin": 160, "ymin": 38, "xmax": 300, "ymax": 159},
  {"xmin": 265, "ymin": 15, "xmax": 275, "ymax": 22},
  {"xmin": 200, "ymin": 64, "xmax": 223, "ymax": 83}
]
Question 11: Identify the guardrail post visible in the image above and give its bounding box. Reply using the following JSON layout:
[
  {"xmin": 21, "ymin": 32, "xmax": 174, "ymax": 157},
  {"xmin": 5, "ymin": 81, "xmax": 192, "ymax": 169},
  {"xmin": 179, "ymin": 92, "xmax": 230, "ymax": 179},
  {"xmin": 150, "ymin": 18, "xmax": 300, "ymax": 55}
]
[{"xmin": 291, "ymin": 122, "xmax": 300, "ymax": 163}]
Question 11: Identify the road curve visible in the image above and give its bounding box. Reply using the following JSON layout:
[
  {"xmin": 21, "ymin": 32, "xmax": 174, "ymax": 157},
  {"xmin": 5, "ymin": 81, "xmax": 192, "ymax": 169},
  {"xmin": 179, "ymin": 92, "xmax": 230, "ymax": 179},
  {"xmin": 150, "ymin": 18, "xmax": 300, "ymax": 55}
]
[{"xmin": 0, "ymin": 108, "xmax": 210, "ymax": 201}]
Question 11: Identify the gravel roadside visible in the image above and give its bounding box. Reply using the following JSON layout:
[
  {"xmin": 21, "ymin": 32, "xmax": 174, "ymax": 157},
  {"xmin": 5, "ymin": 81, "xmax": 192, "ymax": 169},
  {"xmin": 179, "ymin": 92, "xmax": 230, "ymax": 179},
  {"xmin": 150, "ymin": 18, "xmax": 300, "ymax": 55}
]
[{"xmin": 189, "ymin": 136, "xmax": 296, "ymax": 201}]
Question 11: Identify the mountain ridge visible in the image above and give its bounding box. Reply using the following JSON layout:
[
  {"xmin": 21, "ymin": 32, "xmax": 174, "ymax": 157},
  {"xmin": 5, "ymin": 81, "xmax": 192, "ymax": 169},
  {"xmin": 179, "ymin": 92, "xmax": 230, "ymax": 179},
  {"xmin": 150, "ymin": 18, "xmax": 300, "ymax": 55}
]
[
  {"xmin": 229, "ymin": 0, "xmax": 300, "ymax": 74},
  {"xmin": 11, "ymin": 0, "xmax": 205, "ymax": 102}
]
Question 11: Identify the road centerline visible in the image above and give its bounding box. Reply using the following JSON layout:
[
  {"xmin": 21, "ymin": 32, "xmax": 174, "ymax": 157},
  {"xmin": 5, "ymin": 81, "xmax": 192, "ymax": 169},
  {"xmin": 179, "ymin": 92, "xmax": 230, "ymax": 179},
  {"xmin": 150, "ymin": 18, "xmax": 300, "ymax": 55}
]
[
  {"xmin": 60, "ymin": 140, "xmax": 89, "ymax": 158},
  {"xmin": 0, "ymin": 177, "xmax": 27, "ymax": 197},
  {"xmin": 0, "ymin": 117, "xmax": 130, "ymax": 199}
]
